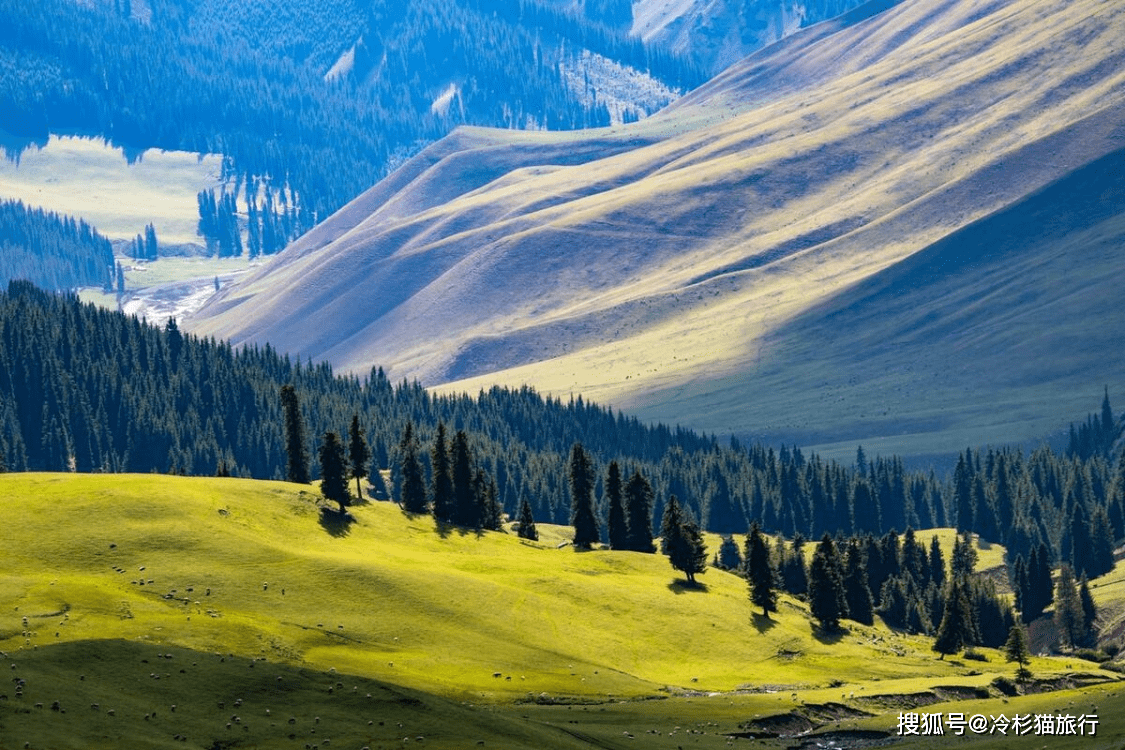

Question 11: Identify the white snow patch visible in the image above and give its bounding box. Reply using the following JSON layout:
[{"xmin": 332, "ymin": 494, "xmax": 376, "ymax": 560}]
[
  {"xmin": 558, "ymin": 49, "xmax": 681, "ymax": 124},
  {"xmin": 430, "ymin": 83, "xmax": 461, "ymax": 117}
]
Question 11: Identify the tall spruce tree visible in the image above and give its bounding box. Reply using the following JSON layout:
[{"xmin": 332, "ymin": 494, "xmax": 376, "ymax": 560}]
[
  {"xmin": 1054, "ymin": 564, "xmax": 1083, "ymax": 648},
  {"xmin": 1004, "ymin": 623, "xmax": 1032, "ymax": 680},
  {"xmin": 808, "ymin": 534, "xmax": 847, "ymax": 631},
  {"xmin": 746, "ymin": 522, "xmax": 777, "ymax": 617},
  {"xmin": 318, "ymin": 430, "xmax": 350, "ymax": 513},
  {"xmin": 843, "ymin": 538, "xmax": 875, "ymax": 625},
  {"xmin": 517, "ymin": 494, "xmax": 539, "ymax": 541},
  {"xmin": 451, "ymin": 430, "xmax": 477, "ymax": 528},
  {"xmin": 933, "ymin": 580, "xmax": 977, "ymax": 658},
  {"xmin": 569, "ymin": 442, "xmax": 599, "ymax": 548},
  {"xmin": 280, "ymin": 384, "xmax": 309, "ymax": 484},
  {"xmin": 430, "ymin": 423, "xmax": 454, "ymax": 523},
  {"xmin": 605, "ymin": 460, "xmax": 628, "ymax": 550},
  {"xmin": 662, "ymin": 495, "xmax": 706, "ymax": 583},
  {"xmin": 624, "ymin": 469, "xmax": 656, "ymax": 552},
  {"xmin": 347, "ymin": 414, "xmax": 370, "ymax": 500},
  {"xmin": 398, "ymin": 421, "xmax": 427, "ymax": 513}
]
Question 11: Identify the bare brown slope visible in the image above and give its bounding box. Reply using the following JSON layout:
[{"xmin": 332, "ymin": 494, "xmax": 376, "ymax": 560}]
[{"xmin": 188, "ymin": 0, "xmax": 1125, "ymax": 455}]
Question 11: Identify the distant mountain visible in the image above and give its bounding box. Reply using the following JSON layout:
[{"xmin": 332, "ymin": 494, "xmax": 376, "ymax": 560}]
[
  {"xmin": 542, "ymin": 0, "xmax": 872, "ymax": 74},
  {"xmin": 187, "ymin": 0, "xmax": 1125, "ymax": 458},
  {"xmin": 0, "ymin": 0, "xmax": 701, "ymax": 236}
]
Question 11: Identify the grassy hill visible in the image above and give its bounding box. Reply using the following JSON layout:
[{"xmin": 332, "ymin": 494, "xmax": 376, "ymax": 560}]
[
  {"xmin": 187, "ymin": 0, "xmax": 1125, "ymax": 461},
  {"xmin": 3, "ymin": 473, "xmax": 1124, "ymax": 748}
]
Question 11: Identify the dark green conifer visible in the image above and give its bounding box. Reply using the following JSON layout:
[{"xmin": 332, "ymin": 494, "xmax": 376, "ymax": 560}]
[
  {"xmin": 280, "ymin": 384, "xmax": 309, "ymax": 484},
  {"xmin": 347, "ymin": 414, "xmax": 370, "ymax": 500},
  {"xmin": 1004, "ymin": 623, "xmax": 1032, "ymax": 680},
  {"xmin": 569, "ymin": 442, "xmax": 598, "ymax": 548},
  {"xmin": 746, "ymin": 522, "xmax": 776, "ymax": 618},
  {"xmin": 1054, "ymin": 564, "xmax": 1083, "ymax": 648},
  {"xmin": 517, "ymin": 495, "xmax": 538, "ymax": 541},
  {"xmin": 430, "ymin": 423, "xmax": 454, "ymax": 523},
  {"xmin": 318, "ymin": 430, "xmax": 350, "ymax": 512},
  {"xmin": 843, "ymin": 538, "xmax": 874, "ymax": 626},
  {"xmin": 808, "ymin": 534, "xmax": 847, "ymax": 631},
  {"xmin": 451, "ymin": 430, "xmax": 477, "ymax": 528},
  {"xmin": 398, "ymin": 422, "xmax": 427, "ymax": 513},
  {"xmin": 605, "ymin": 460, "xmax": 627, "ymax": 550},
  {"xmin": 624, "ymin": 470, "xmax": 656, "ymax": 553},
  {"xmin": 933, "ymin": 580, "xmax": 977, "ymax": 658}
]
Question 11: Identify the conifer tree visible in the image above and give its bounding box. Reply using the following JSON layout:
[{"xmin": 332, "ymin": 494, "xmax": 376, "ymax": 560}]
[
  {"xmin": 624, "ymin": 470, "xmax": 656, "ymax": 553},
  {"xmin": 451, "ymin": 430, "xmax": 477, "ymax": 528},
  {"xmin": 1054, "ymin": 564, "xmax": 1083, "ymax": 648},
  {"xmin": 950, "ymin": 531, "xmax": 978, "ymax": 580},
  {"xmin": 1004, "ymin": 623, "xmax": 1032, "ymax": 680},
  {"xmin": 1079, "ymin": 576, "xmax": 1097, "ymax": 645},
  {"xmin": 318, "ymin": 430, "xmax": 350, "ymax": 512},
  {"xmin": 605, "ymin": 460, "xmax": 627, "ymax": 550},
  {"xmin": 716, "ymin": 536, "xmax": 742, "ymax": 570},
  {"xmin": 398, "ymin": 421, "xmax": 427, "ymax": 513},
  {"xmin": 779, "ymin": 534, "xmax": 808, "ymax": 596},
  {"xmin": 662, "ymin": 495, "xmax": 706, "ymax": 583},
  {"xmin": 280, "ymin": 384, "xmax": 309, "ymax": 484},
  {"xmin": 928, "ymin": 534, "xmax": 946, "ymax": 589},
  {"xmin": 347, "ymin": 414, "xmax": 370, "ymax": 500},
  {"xmin": 517, "ymin": 495, "xmax": 538, "ymax": 541},
  {"xmin": 746, "ymin": 522, "xmax": 776, "ymax": 618},
  {"xmin": 569, "ymin": 442, "xmax": 599, "ymax": 548},
  {"xmin": 808, "ymin": 534, "xmax": 847, "ymax": 631},
  {"xmin": 430, "ymin": 423, "xmax": 454, "ymax": 523},
  {"xmin": 843, "ymin": 538, "xmax": 875, "ymax": 625},
  {"xmin": 933, "ymin": 580, "xmax": 977, "ymax": 658}
]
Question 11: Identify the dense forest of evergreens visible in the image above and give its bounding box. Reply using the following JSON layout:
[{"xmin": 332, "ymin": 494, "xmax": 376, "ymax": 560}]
[
  {"xmin": 0, "ymin": 200, "xmax": 118, "ymax": 291},
  {"xmin": 0, "ymin": 0, "xmax": 705, "ymax": 244},
  {"xmin": 2, "ymin": 283, "xmax": 1122, "ymax": 584}
]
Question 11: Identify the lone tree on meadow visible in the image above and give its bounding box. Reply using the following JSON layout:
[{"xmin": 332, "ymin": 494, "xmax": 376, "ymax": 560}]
[
  {"xmin": 661, "ymin": 495, "xmax": 707, "ymax": 584},
  {"xmin": 745, "ymin": 522, "xmax": 776, "ymax": 618},
  {"xmin": 318, "ymin": 430, "xmax": 350, "ymax": 512},
  {"xmin": 517, "ymin": 495, "xmax": 539, "ymax": 541},
  {"xmin": 348, "ymin": 414, "xmax": 371, "ymax": 500},
  {"xmin": 569, "ymin": 442, "xmax": 599, "ymax": 548},
  {"xmin": 280, "ymin": 385, "xmax": 309, "ymax": 483},
  {"xmin": 1004, "ymin": 623, "xmax": 1032, "ymax": 680}
]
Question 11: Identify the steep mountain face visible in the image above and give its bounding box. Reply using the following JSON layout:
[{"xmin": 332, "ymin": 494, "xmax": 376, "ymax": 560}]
[{"xmin": 188, "ymin": 0, "xmax": 1125, "ymax": 458}]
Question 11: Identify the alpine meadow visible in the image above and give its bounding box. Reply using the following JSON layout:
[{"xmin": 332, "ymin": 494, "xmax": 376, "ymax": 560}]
[{"xmin": 3, "ymin": 0, "xmax": 1125, "ymax": 748}]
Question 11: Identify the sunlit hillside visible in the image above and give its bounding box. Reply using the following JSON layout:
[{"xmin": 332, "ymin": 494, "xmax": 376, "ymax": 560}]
[{"xmin": 187, "ymin": 0, "xmax": 1125, "ymax": 459}]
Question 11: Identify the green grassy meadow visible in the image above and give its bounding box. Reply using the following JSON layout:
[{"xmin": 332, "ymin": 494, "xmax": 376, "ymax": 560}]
[{"xmin": 2, "ymin": 473, "xmax": 1123, "ymax": 748}]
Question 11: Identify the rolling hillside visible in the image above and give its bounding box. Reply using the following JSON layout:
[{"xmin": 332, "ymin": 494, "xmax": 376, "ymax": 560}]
[
  {"xmin": 3, "ymin": 473, "xmax": 1124, "ymax": 749},
  {"xmin": 187, "ymin": 0, "xmax": 1125, "ymax": 459}
]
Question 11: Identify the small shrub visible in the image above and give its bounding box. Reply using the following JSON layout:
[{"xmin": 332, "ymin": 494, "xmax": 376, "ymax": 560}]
[{"xmin": 963, "ymin": 649, "xmax": 988, "ymax": 662}]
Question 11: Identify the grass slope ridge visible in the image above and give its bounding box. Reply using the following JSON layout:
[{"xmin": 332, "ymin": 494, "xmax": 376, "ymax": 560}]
[
  {"xmin": 3, "ymin": 473, "xmax": 1125, "ymax": 748},
  {"xmin": 187, "ymin": 0, "xmax": 1125, "ymax": 458}
]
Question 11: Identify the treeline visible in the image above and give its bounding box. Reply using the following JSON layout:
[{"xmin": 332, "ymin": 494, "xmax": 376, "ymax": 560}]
[
  {"xmin": 1, "ymin": 283, "xmax": 1123, "ymax": 579},
  {"xmin": 0, "ymin": 199, "xmax": 118, "ymax": 292},
  {"xmin": 0, "ymin": 0, "xmax": 703, "ymax": 245}
]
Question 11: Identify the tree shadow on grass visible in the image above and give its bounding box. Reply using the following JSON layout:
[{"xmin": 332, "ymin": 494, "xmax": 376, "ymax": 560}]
[
  {"xmin": 811, "ymin": 624, "xmax": 848, "ymax": 645},
  {"xmin": 667, "ymin": 579, "xmax": 710, "ymax": 594},
  {"xmin": 750, "ymin": 611, "xmax": 778, "ymax": 633},
  {"xmin": 319, "ymin": 506, "xmax": 355, "ymax": 538}
]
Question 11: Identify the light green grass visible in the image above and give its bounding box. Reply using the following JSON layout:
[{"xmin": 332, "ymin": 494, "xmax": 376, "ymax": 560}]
[{"xmin": 2, "ymin": 473, "xmax": 1122, "ymax": 748}]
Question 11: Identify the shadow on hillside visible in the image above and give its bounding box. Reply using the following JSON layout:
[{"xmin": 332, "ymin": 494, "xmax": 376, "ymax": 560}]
[
  {"xmin": 319, "ymin": 507, "xmax": 355, "ymax": 537},
  {"xmin": 750, "ymin": 611, "xmax": 778, "ymax": 633},
  {"xmin": 811, "ymin": 625, "xmax": 848, "ymax": 645},
  {"xmin": 667, "ymin": 579, "xmax": 710, "ymax": 594}
]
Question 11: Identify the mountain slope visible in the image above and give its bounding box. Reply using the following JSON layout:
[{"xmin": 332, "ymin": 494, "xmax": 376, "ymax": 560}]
[{"xmin": 187, "ymin": 0, "xmax": 1125, "ymax": 457}]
